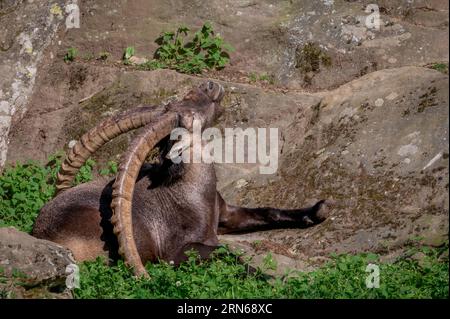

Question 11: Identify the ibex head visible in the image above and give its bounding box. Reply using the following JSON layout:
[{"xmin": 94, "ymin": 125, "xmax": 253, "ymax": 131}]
[
  {"xmin": 171, "ymin": 81, "xmax": 224, "ymax": 131},
  {"xmin": 200, "ymin": 80, "xmax": 226, "ymax": 102},
  {"xmin": 55, "ymin": 81, "xmax": 225, "ymax": 276}
]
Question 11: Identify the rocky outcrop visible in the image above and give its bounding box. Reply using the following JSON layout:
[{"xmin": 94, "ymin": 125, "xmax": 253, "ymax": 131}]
[
  {"xmin": 2, "ymin": 0, "xmax": 448, "ymax": 168},
  {"xmin": 0, "ymin": 227, "xmax": 75, "ymax": 299},
  {"xmin": 278, "ymin": 0, "xmax": 449, "ymax": 89},
  {"xmin": 223, "ymin": 66, "xmax": 448, "ymax": 268},
  {"xmin": 0, "ymin": 0, "xmax": 74, "ymax": 167}
]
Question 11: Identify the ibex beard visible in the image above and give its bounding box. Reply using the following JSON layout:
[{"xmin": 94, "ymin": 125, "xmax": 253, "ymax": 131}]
[{"xmin": 32, "ymin": 81, "xmax": 333, "ymax": 277}]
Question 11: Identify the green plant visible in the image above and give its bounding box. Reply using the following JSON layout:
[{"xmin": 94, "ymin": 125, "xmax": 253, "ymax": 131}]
[
  {"xmin": 137, "ymin": 59, "xmax": 167, "ymax": 71},
  {"xmin": 258, "ymin": 73, "xmax": 274, "ymax": 84},
  {"xmin": 295, "ymin": 42, "xmax": 332, "ymax": 73},
  {"xmin": 123, "ymin": 46, "xmax": 135, "ymax": 65},
  {"xmin": 0, "ymin": 153, "xmax": 95, "ymax": 233},
  {"xmin": 0, "ymin": 161, "xmax": 58, "ymax": 233},
  {"xmin": 122, "ymin": 23, "xmax": 233, "ymax": 73},
  {"xmin": 73, "ymin": 158, "xmax": 96, "ymax": 185},
  {"xmin": 99, "ymin": 160, "xmax": 118, "ymax": 176},
  {"xmin": 262, "ymin": 252, "xmax": 277, "ymax": 271},
  {"xmin": 252, "ymin": 240, "xmax": 262, "ymax": 248},
  {"xmin": 151, "ymin": 22, "xmax": 233, "ymax": 74},
  {"xmin": 64, "ymin": 47, "xmax": 78, "ymax": 63},
  {"xmin": 72, "ymin": 245, "xmax": 449, "ymax": 299},
  {"xmin": 430, "ymin": 63, "xmax": 448, "ymax": 74},
  {"xmin": 249, "ymin": 72, "xmax": 275, "ymax": 84},
  {"xmin": 82, "ymin": 53, "xmax": 95, "ymax": 61},
  {"xmin": 249, "ymin": 72, "xmax": 258, "ymax": 82}
]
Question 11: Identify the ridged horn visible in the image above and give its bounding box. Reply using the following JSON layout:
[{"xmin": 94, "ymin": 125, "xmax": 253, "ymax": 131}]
[
  {"xmin": 56, "ymin": 105, "xmax": 168, "ymax": 193},
  {"xmin": 110, "ymin": 111, "xmax": 179, "ymax": 277}
]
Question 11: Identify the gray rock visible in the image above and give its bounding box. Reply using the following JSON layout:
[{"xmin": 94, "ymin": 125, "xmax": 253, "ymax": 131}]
[
  {"xmin": 0, "ymin": 0, "xmax": 71, "ymax": 166},
  {"xmin": 234, "ymin": 66, "xmax": 449, "ymax": 260},
  {"xmin": 128, "ymin": 56, "xmax": 149, "ymax": 65},
  {"xmin": 278, "ymin": 0, "xmax": 449, "ymax": 89},
  {"xmin": 0, "ymin": 227, "xmax": 75, "ymax": 299},
  {"xmin": 2, "ymin": 0, "xmax": 448, "ymax": 168}
]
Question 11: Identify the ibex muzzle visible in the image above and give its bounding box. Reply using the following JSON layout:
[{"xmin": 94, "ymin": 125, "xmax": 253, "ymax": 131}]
[{"xmin": 32, "ymin": 81, "xmax": 332, "ymax": 277}]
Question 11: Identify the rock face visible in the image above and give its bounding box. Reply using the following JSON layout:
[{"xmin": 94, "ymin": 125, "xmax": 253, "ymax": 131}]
[
  {"xmin": 224, "ymin": 66, "xmax": 449, "ymax": 268},
  {"xmin": 0, "ymin": 227, "xmax": 75, "ymax": 299},
  {"xmin": 277, "ymin": 0, "xmax": 449, "ymax": 89},
  {"xmin": 2, "ymin": 0, "xmax": 448, "ymax": 167},
  {"xmin": 0, "ymin": 0, "xmax": 73, "ymax": 166}
]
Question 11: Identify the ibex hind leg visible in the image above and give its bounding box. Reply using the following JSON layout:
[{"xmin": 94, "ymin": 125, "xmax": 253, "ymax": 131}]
[
  {"xmin": 218, "ymin": 198, "xmax": 335, "ymax": 234},
  {"xmin": 33, "ymin": 206, "xmax": 111, "ymax": 262}
]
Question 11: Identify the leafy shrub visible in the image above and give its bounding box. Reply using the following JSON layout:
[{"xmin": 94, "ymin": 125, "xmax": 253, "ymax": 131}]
[
  {"xmin": 64, "ymin": 47, "xmax": 78, "ymax": 63},
  {"xmin": 99, "ymin": 160, "xmax": 118, "ymax": 177},
  {"xmin": 430, "ymin": 63, "xmax": 448, "ymax": 74},
  {"xmin": 137, "ymin": 59, "xmax": 167, "ymax": 71},
  {"xmin": 128, "ymin": 22, "xmax": 234, "ymax": 74},
  {"xmin": 73, "ymin": 158, "xmax": 96, "ymax": 185},
  {"xmin": 122, "ymin": 46, "xmax": 135, "ymax": 64},
  {"xmin": 282, "ymin": 248, "xmax": 449, "ymax": 299},
  {"xmin": 0, "ymin": 153, "xmax": 95, "ymax": 233},
  {"xmin": 295, "ymin": 42, "xmax": 332, "ymax": 73}
]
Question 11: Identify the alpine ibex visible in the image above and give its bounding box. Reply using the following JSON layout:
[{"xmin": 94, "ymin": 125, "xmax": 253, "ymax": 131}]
[{"xmin": 32, "ymin": 81, "xmax": 332, "ymax": 276}]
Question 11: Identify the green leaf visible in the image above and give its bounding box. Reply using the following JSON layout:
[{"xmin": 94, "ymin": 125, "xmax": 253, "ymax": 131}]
[
  {"xmin": 123, "ymin": 46, "xmax": 135, "ymax": 60},
  {"xmin": 151, "ymin": 22, "xmax": 232, "ymax": 74}
]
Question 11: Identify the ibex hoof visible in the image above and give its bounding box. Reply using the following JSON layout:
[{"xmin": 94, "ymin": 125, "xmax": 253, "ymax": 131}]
[{"xmin": 314, "ymin": 199, "xmax": 336, "ymax": 222}]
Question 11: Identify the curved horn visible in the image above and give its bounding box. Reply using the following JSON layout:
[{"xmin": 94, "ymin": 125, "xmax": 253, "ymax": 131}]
[
  {"xmin": 110, "ymin": 112, "xmax": 179, "ymax": 277},
  {"xmin": 56, "ymin": 105, "xmax": 168, "ymax": 193}
]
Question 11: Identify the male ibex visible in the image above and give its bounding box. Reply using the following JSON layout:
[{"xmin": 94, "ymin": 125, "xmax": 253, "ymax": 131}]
[{"xmin": 32, "ymin": 81, "xmax": 332, "ymax": 276}]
